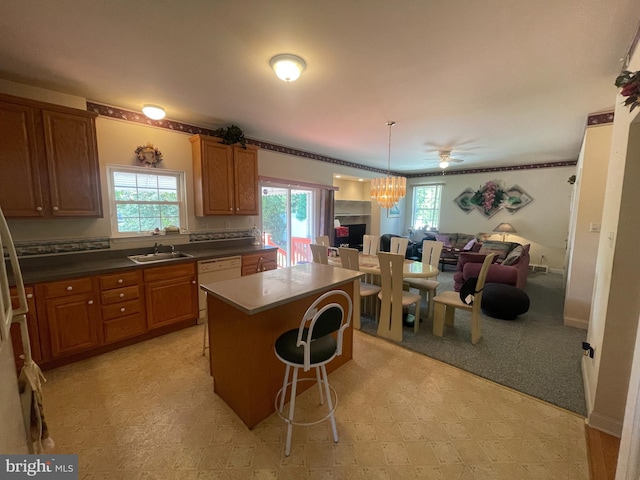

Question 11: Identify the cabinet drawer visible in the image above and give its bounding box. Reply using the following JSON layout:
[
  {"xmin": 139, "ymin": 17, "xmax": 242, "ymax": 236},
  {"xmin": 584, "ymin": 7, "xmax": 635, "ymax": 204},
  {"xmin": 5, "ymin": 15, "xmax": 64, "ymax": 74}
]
[
  {"xmin": 144, "ymin": 262, "xmax": 195, "ymax": 282},
  {"xmin": 103, "ymin": 313, "xmax": 146, "ymax": 344},
  {"xmin": 242, "ymin": 251, "xmax": 277, "ymax": 275},
  {"xmin": 102, "ymin": 298, "xmax": 144, "ymax": 321},
  {"xmin": 99, "ymin": 270, "xmax": 141, "ymax": 290},
  {"xmin": 43, "ymin": 277, "xmax": 93, "ymax": 298},
  {"xmin": 101, "ymin": 285, "xmax": 141, "ymax": 305}
]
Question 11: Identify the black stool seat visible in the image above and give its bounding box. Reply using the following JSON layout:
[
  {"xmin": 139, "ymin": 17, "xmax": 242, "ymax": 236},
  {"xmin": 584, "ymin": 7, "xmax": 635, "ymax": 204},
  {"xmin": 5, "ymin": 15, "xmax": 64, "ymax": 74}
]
[
  {"xmin": 275, "ymin": 328, "xmax": 337, "ymax": 365},
  {"xmin": 481, "ymin": 283, "xmax": 530, "ymax": 320}
]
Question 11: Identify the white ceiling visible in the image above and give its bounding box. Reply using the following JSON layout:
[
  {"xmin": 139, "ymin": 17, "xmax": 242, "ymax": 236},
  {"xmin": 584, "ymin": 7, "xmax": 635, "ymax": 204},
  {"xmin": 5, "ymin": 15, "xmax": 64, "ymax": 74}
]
[{"xmin": 0, "ymin": 1, "xmax": 638, "ymax": 175}]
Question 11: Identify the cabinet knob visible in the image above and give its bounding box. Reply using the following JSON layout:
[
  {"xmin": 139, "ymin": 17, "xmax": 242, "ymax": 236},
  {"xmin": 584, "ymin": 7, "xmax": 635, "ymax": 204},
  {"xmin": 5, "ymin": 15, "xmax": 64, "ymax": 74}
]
[
  {"xmin": 36, "ymin": 206, "xmax": 43, "ymax": 211},
  {"xmin": 229, "ymin": 207, "xmax": 233, "ymax": 211},
  {"xmin": 88, "ymin": 300, "xmax": 94, "ymax": 305},
  {"xmin": 236, "ymin": 207, "xmax": 239, "ymax": 211},
  {"xmin": 118, "ymin": 279, "xmax": 124, "ymax": 284},
  {"xmin": 119, "ymin": 293, "xmax": 125, "ymax": 298},
  {"xmin": 192, "ymin": 280, "xmax": 196, "ymax": 284},
  {"xmin": 66, "ymin": 286, "xmax": 73, "ymax": 291},
  {"xmin": 120, "ymin": 307, "xmax": 126, "ymax": 312},
  {"xmin": 27, "ymin": 293, "xmax": 33, "ymax": 299},
  {"xmin": 53, "ymin": 206, "xmax": 59, "ymax": 211}
]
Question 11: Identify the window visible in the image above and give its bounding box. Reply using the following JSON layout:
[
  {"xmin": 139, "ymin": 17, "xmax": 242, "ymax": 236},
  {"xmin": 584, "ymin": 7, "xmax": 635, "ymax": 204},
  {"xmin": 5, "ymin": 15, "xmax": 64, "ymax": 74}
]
[
  {"xmin": 107, "ymin": 165, "xmax": 186, "ymax": 236},
  {"xmin": 411, "ymin": 184, "xmax": 442, "ymax": 230}
]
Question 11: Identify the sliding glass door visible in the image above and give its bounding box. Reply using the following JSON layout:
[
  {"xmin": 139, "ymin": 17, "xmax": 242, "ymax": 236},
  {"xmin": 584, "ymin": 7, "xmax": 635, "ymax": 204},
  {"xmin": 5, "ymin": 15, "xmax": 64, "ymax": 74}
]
[{"xmin": 261, "ymin": 183, "xmax": 315, "ymax": 267}]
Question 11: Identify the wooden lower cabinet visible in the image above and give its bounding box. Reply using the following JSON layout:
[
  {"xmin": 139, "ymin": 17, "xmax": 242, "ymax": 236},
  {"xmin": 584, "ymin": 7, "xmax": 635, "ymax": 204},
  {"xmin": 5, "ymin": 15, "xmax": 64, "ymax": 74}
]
[
  {"xmin": 10, "ymin": 286, "xmax": 41, "ymax": 369},
  {"xmin": 99, "ymin": 270, "xmax": 146, "ymax": 344},
  {"xmin": 144, "ymin": 263, "xmax": 198, "ymax": 330},
  {"xmin": 241, "ymin": 250, "xmax": 278, "ymax": 276},
  {"xmin": 36, "ymin": 277, "xmax": 100, "ymax": 360}
]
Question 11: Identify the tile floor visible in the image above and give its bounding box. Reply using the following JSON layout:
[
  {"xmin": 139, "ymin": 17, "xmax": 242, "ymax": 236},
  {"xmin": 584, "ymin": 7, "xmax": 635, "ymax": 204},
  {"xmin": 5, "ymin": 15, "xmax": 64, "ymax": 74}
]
[{"xmin": 42, "ymin": 325, "xmax": 588, "ymax": 479}]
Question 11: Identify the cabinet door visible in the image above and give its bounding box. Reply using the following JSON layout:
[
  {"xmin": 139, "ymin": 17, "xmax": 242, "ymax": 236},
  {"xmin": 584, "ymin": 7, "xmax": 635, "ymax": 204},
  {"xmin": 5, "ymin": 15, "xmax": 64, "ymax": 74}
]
[
  {"xmin": 145, "ymin": 275, "xmax": 198, "ymax": 330},
  {"xmin": 0, "ymin": 100, "xmax": 44, "ymax": 217},
  {"xmin": 45, "ymin": 292, "xmax": 100, "ymax": 358},
  {"xmin": 201, "ymin": 140, "xmax": 234, "ymax": 215},
  {"xmin": 233, "ymin": 146, "xmax": 259, "ymax": 215},
  {"xmin": 42, "ymin": 109, "xmax": 102, "ymax": 217}
]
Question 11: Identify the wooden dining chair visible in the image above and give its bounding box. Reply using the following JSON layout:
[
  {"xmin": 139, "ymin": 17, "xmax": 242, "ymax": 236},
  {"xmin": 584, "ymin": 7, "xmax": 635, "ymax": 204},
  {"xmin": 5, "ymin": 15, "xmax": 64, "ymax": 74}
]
[
  {"xmin": 338, "ymin": 247, "xmax": 381, "ymax": 320},
  {"xmin": 432, "ymin": 253, "xmax": 496, "ymax": 344},
  {"xmin": 377, "ymin": 252, "xmax": 421, "ymax": 341},
  {"xmin": 315, "ymin": 235, "xmax": 330, "ymax": 246},
  {"xmin": 404, "ymin": 240, "xmax": 444, "ymax": 321},
  {"xmin": 310, "ymin": 243, "xmax": 329, "ymax": 264},
  {"xmin": 362, "ymin": 235, "xmax": 379, "ymax": 256},
  {"xmin": 389, "ymin": 237, "xmax": 409, "ymax": 257}
]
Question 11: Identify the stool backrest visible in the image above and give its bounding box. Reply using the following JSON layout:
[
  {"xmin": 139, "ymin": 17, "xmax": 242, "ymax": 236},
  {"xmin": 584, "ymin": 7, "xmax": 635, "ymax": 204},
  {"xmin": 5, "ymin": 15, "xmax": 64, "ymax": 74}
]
[
  {"xmin": 362, "ymin": 235, "xmax": 379, "ymax": 255},
  {"xmin": 315, "ymin": 235, "xmax": 330, "ymax": 246},
  {"xmin": 310, "ymin": 244, "xmax": 328, "ymax": 264},
  {"xmin": 377, "ymin": 252, "xmax": 405, "ymax": 341},
  {"xmin": 298, "ymin": 290, "xmax": 353, "ymax": 368},
  {"xmin": 421, "ymin": 240, "xmax": 444, "ymax": 269},
  {"xmin": 390, "ymin": 237, "xmax": 409, "ymax": 256},
  {"xmin": 338, "ymin": 247, "xmax": 359, "ymax": 271}
]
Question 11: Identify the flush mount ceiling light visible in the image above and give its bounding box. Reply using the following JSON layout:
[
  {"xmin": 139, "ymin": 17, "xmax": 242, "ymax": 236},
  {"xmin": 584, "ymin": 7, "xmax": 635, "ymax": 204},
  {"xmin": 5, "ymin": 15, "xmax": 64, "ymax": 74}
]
[
  {"xmin": 270, "ymin": 54, "xmax": 306, "ymax": 82},
  {"xmin": 142, "ymin": 104, "xmax": 166, "ymax": 120},
  {"xmin": 370, "ymin": 121, "xmax": 407, "ymax": 209}
]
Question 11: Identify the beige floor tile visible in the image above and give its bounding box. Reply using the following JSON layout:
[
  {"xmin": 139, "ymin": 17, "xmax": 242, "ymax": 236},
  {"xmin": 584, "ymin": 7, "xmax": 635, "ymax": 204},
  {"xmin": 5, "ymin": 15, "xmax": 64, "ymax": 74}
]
[{"xmin": 41, "ymin": 326, "xmax": 587, "ymax": 479}]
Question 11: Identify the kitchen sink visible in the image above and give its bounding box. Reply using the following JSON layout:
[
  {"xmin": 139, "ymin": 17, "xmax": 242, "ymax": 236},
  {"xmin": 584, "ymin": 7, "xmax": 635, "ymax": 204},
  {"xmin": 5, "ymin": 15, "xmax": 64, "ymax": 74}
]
[{"xmin": 127, "ymin": 251, "xmax": 194, "ymax": 264}]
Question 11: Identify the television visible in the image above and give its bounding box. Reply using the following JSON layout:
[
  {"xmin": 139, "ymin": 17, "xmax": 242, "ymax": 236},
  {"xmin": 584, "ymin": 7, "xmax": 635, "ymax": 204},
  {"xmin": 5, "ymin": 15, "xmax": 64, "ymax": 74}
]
[{"xmin": 334, "ymin": 223, "xmax": 367, "ymax": 250}]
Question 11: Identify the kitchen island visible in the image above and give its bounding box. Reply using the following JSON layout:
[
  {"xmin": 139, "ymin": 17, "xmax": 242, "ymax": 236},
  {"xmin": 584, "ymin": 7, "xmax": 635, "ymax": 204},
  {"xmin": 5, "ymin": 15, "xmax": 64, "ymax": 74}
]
[{"xmin": 201, "ymin": 263, "xmax": 364, "ymax": 428}]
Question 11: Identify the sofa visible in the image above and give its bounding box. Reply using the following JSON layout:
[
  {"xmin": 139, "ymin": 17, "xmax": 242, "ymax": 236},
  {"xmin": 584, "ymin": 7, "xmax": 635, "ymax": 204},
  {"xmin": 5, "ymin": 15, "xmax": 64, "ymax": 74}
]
[{"xmin": 453, "ymin": 241, "xmax": 530, "ymax": 291}]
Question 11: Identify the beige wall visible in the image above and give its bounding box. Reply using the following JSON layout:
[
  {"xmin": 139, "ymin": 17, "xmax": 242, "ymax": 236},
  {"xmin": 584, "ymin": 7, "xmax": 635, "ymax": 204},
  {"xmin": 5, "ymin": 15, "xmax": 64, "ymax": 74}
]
[
  {"xmin": 407, "ymin": 167, "xmax": 575, "ymax": 271},
  {"xmin": 1, "ymin": 79, "xmax": 574, "ymax": 272},
  {"xmin": 564, "ymin": 124, "xmax": 612, "ymax": 329},
  {"xmin": 583, "ymin": 43, "xmax": 640, "ymax": 436}
]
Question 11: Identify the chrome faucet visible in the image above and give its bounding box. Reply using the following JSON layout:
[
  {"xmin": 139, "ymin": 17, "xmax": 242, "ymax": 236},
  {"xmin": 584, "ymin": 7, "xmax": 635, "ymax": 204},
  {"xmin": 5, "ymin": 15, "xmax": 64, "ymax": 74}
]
[{"xmin": 153, "ymin": 242, "xmax": 163, "ymax": 255}]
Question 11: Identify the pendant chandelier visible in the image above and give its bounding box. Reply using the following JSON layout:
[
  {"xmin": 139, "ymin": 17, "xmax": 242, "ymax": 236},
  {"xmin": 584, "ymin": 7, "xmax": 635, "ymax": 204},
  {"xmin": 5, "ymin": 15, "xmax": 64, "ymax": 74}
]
[{"xmin": 370, "ymin": 121, "xmax": 406, "ymax": 209}]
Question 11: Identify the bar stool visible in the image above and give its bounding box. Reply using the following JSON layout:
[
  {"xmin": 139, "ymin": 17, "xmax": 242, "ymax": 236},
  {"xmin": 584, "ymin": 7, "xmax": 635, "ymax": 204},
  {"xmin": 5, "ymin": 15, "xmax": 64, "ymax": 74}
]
[{"xmin": 274, "ymin": 290, "xmax": 353, "ymax": 456}]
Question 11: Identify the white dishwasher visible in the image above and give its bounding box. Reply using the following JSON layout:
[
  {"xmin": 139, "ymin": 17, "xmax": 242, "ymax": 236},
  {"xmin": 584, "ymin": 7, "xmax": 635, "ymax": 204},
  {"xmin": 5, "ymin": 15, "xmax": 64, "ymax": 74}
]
[{"xmin": 197, "ymin": 256, "xmax": 242, "ymax": 324}]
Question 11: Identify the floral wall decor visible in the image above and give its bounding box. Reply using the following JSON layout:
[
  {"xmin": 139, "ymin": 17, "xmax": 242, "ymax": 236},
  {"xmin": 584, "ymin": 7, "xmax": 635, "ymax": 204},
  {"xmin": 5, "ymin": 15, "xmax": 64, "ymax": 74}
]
[
  {"xmin": 135, "ymin": 142, "xmax": 163, "ymax": 167},
  {"xmin": 615, "ymin": 70, "xmax": 640, "ymax": 112},
  {"xmin": 454, "ymin": 180, "xmax": 532, "ymax": 218}
]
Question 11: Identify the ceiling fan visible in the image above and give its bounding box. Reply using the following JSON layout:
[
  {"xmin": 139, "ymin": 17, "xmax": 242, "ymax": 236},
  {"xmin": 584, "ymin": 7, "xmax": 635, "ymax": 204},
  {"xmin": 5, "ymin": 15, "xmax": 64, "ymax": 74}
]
[{"xmin": 436, "ymin": 150, "xmax": 464, "ymax": 169}]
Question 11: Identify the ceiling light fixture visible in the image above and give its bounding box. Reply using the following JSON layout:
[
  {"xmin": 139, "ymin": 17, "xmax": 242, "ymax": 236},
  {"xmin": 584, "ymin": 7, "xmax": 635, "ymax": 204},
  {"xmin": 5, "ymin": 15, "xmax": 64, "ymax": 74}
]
[
  {"xmin": 270, "ymin": 54, "xmax": 306, "ymax": 82},
  {"xmin": 142, "ymin": 104, "xmax": 166, "ymax": 120},
  {"xmin": 370, "ymin": 121, "xmax": 406, "ymax": 209},
  {"xmin": 439, "ymin": 151, "xmax": 451, "ymax": 169}
]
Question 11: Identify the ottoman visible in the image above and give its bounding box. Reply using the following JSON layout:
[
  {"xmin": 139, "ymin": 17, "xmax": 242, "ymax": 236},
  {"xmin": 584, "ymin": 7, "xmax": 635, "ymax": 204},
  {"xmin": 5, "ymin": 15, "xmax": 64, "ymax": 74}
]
[{"xmin": 481, "ymin": 283, "xmax": 530, "ymax": 320}]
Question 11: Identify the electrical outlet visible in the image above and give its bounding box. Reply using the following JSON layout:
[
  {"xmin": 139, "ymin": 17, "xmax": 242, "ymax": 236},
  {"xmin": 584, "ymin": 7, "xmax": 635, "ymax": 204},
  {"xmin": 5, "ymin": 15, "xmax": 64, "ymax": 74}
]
[{"xmin": 589, "ymin": 222, "xmax": 601, "ymax": 233}]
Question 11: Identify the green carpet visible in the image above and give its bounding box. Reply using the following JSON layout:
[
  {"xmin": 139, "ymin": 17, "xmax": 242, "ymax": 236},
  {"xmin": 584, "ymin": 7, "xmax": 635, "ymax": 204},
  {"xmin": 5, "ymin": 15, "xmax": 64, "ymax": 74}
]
[{"xmin": 359, "ymin": 270, "xmax": 587, "ymax": 416}]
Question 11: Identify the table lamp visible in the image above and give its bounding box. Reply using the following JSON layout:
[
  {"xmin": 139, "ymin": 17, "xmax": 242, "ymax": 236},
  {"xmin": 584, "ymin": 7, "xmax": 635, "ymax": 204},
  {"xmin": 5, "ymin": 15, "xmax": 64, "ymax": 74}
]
[{"xmin": 493, "ymin": 223, "xmax": 517, "ymax": 241}]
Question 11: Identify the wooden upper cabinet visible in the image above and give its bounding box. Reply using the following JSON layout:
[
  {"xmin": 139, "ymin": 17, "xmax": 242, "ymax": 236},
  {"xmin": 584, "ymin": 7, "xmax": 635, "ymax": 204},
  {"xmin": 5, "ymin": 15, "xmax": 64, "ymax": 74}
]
[
  {"xmin": 190, "ymin": 134, "xmax": 259, "ymax": 216},
  {"xmin": 0, "ymin": 93, "xmax": 102, "ymax": 218},
  {"xmin": 42, "ymin": 109, "xmax": 102, "ymax": 217},
  {"xmin": 0, "ymin": 100, "xmax": 44, "ymax": 217}
]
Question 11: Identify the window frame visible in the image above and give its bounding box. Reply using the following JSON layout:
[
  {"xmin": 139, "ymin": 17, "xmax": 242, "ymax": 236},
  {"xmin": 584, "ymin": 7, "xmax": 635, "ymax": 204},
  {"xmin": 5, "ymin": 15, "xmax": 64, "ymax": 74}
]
[
  {"xmin": 106, "ymin": 164, "xmax": 187, "ymax": 237},
  {"xmin": 411, "ymin": 183, "xmax": 443, "ymax": 231}
]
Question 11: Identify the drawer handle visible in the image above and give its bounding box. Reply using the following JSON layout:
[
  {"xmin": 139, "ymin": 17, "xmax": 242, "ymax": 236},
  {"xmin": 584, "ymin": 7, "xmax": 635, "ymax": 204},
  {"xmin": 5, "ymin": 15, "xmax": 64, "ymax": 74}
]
[
  {"xmin": 120, "ymin": 307, "xmax": 126, "ymax": 312},
  {"xmin": 66, "ymin": 286, "xmax": 73, "ymax": 291},
  {"xmin": 88, "ymin": 300, "xmax": 94, "ymax": 305},
  {"xmin": 36, "ymin": 206, "xmax": 43, "ymax": 212},
  {"xmin": 53, "ymin": 206, "xmax": 59, "ymax": 211},
  {"xmin": 118, "ymin": 279, "xmax": 124, "ymax": 284},
  {"xmin": 26, "ymin": 293, "xmax": 33, "ymax": 299},
  {"xmin": 119, "ymin": 293, "xmax": 125, "ymax": 298}
]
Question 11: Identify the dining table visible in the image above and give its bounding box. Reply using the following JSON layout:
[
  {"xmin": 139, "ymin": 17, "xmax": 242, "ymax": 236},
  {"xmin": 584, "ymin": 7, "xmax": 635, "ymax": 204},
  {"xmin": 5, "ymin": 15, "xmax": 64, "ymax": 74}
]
[{"xmin": 328, "ymin": 253, "xmax": 439, "ymax": 278}]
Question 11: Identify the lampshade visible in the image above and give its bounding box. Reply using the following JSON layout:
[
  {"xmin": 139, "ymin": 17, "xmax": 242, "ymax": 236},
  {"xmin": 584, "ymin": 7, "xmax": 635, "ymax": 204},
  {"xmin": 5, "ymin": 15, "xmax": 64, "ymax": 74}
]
[
  {"xmin": 270, "ymin": 54, "xmax": 306, "ymax": 82},
  {"xmin": 493, "ymin": 223, "xmax": 517, "ymax": 234},
  {"xmin": 142, "ymin": 104, "xmax": 166, "ymax": 120},
  {"xmin": 370, "ymin": 121, "xmax": 407, "ymax": 209}
]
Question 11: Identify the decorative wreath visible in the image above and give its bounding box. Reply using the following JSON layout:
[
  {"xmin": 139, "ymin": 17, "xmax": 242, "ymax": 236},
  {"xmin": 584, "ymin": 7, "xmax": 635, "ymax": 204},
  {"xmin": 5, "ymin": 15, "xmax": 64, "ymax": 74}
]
[{"xmin": 135, "ymin": 143, "xmax": 163, "ymax": 167}]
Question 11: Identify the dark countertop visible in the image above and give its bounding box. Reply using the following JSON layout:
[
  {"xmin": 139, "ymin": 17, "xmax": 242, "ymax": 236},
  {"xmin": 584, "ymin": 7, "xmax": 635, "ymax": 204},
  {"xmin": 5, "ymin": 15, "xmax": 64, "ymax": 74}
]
[{"xmin": 10, "ymin": 242, "xmax": 278, "ymax": 285}]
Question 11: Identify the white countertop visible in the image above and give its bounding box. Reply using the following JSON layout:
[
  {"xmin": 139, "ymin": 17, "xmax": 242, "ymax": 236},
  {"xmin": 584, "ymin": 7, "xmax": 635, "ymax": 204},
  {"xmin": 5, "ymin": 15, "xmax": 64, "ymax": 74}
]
[{"xmin": 201, "ymin": 263, "xmax": 364, "ymax": 315}]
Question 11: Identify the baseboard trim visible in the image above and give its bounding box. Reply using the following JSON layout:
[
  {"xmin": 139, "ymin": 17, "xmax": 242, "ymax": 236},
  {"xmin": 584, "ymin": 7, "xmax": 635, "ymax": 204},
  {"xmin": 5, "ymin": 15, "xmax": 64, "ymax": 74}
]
[
  {"xmin": 587, "ymin": 411, "xmax": 623, "ymax": 438},
  {"xmin": 565, "ymin": 315, "xmax": 589, "ymax": 329}
]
